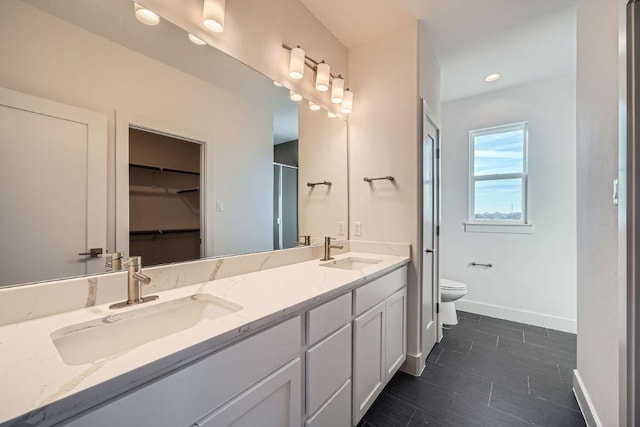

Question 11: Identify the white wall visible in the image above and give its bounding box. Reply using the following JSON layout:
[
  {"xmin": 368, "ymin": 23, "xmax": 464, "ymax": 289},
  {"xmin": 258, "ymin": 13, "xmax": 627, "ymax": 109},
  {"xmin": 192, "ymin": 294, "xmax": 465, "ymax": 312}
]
[
  {"xmin": 0, "ymin": 0, "xmax": 273, "ymax": 258},
  {"xmin": 440, "ymin": 75, "xmax": 577, "ymax": 332},
  {"xmin": 298, "ymin": 106, "xmax": 348, "ymax": 242},
  {"xmin": 349, "ymin": 22, "xmax": 441, "ymax": 373},
  {"xmin": 574, "ymin": 0, "xmax": 622, "ymax": 424}
]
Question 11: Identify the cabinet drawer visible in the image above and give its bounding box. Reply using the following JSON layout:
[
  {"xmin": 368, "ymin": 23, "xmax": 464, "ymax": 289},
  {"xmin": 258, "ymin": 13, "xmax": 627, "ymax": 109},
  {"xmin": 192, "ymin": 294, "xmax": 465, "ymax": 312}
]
[
  {"xmin": 306, "ymin": 292, "xmax": 352, "ymax": 346},
  {"xmin": 354, "ymin": 267, "xmax": 406, "ymax": 316},
  {"xmin": 305, "ymin": 380, "xmax": 351, "ymax": 427},
  {"xmin": 306, "ymin": 324, "xmax": 352, "ymax": 416},
  {"xmin": 65, "ymin": 316, "xmax": 302, "ymax": 427},
  {"xmin": 195, "ymin": 358, "xmax": 301, "ymax": 427}
]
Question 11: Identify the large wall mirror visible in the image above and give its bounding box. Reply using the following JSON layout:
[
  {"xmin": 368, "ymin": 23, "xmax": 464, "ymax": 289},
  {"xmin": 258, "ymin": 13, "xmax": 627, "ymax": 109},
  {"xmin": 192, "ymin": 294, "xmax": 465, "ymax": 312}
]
[{"xmin": 0, "ymin": 0, "xmax": 348, "ymax": 288}]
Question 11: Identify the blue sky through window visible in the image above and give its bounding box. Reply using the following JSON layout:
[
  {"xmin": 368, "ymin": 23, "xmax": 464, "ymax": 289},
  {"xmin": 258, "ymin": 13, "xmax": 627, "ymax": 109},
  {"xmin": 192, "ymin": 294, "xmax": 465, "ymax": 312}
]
[{"xmin": 473, "ymin": 129, "xmax": 525, "ymax": 217}]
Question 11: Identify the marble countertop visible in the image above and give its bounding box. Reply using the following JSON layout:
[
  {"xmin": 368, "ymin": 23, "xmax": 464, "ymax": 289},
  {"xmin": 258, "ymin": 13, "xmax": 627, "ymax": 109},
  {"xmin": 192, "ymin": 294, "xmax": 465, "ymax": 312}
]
[{"xmin": 0, "ymin": 251, "xmax": 409, "ymax": 426}]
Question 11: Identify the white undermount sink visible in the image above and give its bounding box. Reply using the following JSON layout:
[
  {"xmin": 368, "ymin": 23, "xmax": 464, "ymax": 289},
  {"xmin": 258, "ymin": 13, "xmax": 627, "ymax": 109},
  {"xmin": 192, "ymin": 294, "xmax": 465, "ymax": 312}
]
[
  {"xmin": 50, "ymin": 294, "xmax": 242, "ymax": 366},
  {"xmin": 320, "ymin": 257, "xmax": 383, "ymax": 270}
]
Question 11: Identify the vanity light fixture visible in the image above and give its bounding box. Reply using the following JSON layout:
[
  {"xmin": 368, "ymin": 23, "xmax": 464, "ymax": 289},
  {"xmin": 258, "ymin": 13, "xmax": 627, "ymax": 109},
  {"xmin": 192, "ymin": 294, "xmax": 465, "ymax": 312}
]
[
  {"xmin": 341, "ymin": 90, "xmax": 353, "ymax": 114},
  {"xmin": 331, "ymin": 75, "xmax": 344, "ymax": 104},
  {"xmin": 134, "ymin": 3, "xmax": 160, "ymax": 26},
  {"xmin": 188, "ymin": 33, "xmax": 207, "ymax": 45},
  {"xmin": 309, "ymin": 101, "xmax": 321, "ymax": 111},
  {"xmin": 203, "ymin": 0, "xmax": 226, "ymax": 33},
  {"xmin": 289, "ymin": 46, "xmax": 305, "ymax": 80},
  {"xmin": 289, "ymin": 91, "xmax": 302, "ymax": 102},
  {"xmin": 484, "ymin": 73, "xmax": 501, "ymax": 82},
  {"xmin": 315, "ymin": 61, "xmax": 330, "ymax": 92}
]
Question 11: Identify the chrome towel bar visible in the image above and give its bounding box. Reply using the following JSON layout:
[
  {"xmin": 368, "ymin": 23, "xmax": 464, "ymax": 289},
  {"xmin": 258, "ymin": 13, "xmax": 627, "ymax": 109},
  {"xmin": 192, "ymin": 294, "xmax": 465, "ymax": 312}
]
[
  {"xmin": 307, "ymin": 181, "xmax": 332, "ymax": 187},
  {"xmin": 364, "ymin": 176, "xmax": 395, "ymax": 183}
]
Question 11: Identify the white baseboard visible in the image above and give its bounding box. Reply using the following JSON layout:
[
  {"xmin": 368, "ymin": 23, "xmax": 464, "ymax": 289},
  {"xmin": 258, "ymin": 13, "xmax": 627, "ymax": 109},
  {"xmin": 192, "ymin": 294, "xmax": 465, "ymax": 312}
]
[
  {"xmin": 573, "ymin": 369, "xmax": 602, "ymax": 427},
  {"xmin": 400, "ymin": 352, "xmax": 424, "ymax": 376},
  {"xmin": 455, "ymin": 299, "xmax": 577, "ymax": 333}
]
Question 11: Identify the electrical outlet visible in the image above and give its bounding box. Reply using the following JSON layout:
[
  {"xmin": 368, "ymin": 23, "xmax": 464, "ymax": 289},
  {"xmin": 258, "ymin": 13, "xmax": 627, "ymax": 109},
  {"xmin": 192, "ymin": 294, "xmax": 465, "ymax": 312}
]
[
  {"xmin": 354, "ymin": 221, "xmax": 362, "ymax": 236},
  {"xmin": 337, "ymin": 221, "xmax": 345, "ymax": 235}
]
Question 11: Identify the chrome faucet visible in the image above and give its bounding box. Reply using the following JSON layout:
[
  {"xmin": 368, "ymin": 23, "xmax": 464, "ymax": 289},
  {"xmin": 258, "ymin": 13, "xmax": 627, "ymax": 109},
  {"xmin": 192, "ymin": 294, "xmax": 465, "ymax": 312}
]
[
  {"xmin": 295, "ymin": 235, "xmax": 312, "ymax": 247},
  {"xmin": 109, "ymin": 256, "xmax": 158, "ymax": 309},
  {"xmin": 321, "ymin": 237, "xmax": 344, "ymax": 261}
]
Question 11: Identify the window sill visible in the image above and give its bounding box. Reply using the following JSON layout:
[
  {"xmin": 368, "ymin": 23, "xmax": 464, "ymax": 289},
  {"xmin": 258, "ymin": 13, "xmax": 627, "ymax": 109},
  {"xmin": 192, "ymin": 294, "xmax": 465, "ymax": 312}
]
[{"xmin": 464, "ymin": 223, "xmax": 533, "ymax": 234}]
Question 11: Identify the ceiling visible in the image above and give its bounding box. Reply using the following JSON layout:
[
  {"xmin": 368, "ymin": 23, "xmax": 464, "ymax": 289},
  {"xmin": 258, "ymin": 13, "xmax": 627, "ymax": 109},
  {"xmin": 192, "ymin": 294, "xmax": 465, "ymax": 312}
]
[{"xmin": 300, "ymin": 0, "xmax": 577, "ymax": 102}]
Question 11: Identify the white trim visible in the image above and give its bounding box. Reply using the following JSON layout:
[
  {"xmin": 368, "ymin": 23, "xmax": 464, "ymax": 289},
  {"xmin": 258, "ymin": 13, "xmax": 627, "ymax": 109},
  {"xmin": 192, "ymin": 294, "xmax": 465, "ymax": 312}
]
[
  {"xmin": 400, "ymin": 352, "xmax": 425, "ymax": 377},
  {"xmin": 455, "ymin": 299, "xmax": 576, "ymax": 333},
  {"xmin": 464, "ymin": 223, "xmax": 534, "ymax": 234},
  {"xmin": 115, "ymin": 111, "xmax": 214, "ymax": 258},
  {"xmin": 469, "ymin": 122, "xmax": 528, "ymax": 224},
  {"xmin": 573, "ymin": 370, "xmax": 603, "ymax": 427}
]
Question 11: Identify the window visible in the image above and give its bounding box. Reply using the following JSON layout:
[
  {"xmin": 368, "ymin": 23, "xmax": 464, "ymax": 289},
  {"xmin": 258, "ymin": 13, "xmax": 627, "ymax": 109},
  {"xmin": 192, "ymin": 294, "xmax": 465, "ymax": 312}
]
[{"xmin": 469, "ymin": 122, "xmax": 527, "ymax": 224}]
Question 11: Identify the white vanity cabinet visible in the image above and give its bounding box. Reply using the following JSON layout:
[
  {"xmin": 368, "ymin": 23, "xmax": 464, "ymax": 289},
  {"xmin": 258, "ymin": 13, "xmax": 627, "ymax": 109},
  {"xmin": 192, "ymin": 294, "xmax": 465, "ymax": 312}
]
[
  {"xmin": 64, "ymin": 317, "xmax": 302, "ymax": 427},
  {"xmin": 304, "ymin": 292, "xmax": 352, "ymax": 427},
  {"xmin": 352, "ymin": 268, "xmax": 407, "ymax": 425}
]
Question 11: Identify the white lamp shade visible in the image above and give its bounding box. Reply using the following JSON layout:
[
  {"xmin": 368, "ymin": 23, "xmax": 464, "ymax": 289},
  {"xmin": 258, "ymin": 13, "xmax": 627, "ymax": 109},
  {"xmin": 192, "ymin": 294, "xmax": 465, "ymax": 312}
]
[
  {"xmin": 289, "ymin": 47, "xmax": 305, "ymax": 80},
  {"xmin": 315, "ymin": 62, "xmax": 330, "ymax": 92},
  {"xmin": 134, "ymin": 3, "xmax": 160, "ymax": 25},
  {"xmin": 331, "ymin": 77, "xmax": 344, "ymax": 104},
  {"xmin": 203, "ymin": 0, "xmax": 225, "ymax": 33},
  {"xmin": 309, "ymin": 101, "xmax": 320, "ymax": 111},
  {"xmin": 290, "ymin": 91, "xmax": 302, "ymax": 102},
  {"xmin": 341, "ymin": 90, "xmax": 353, "ymax": 114},
  {"xmin": 188, "ymin": 33, "xmax": 206, "ymax": 45}
]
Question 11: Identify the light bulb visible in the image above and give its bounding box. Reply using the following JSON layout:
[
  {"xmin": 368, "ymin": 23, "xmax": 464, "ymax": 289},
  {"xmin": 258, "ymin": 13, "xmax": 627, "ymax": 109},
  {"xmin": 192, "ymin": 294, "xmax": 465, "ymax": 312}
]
[
  {"xmin": 484, "ymin": 73, "xmax": 501, "ymax": 82},
  {"xmin": 315, "ymin": 62, "xmax": 330, "ymax": 92},
  {"xmin": 331, "ymin": 76, "xmax": 344, "ymax": 104},
  {"xmin": 188, "ymin": 33, "xmax": 206, "ymax": 45},
  {"xmin": 341, "ymin": 90, "xmax": 353, "ymax": 114},
  {"xmin": 134, "ymin": 3, "xmax": 160, "ymax": 26},
  {"xmin": 309, "ymin": 101, "xmax": 321, "ymax": 111},
  {"xmin": 203, "ymin": 0, "xmax": 225, "ymax": 33},
  {"xmin": 289, "ymin": 47, "xmax": 305, "ymax": 80},
  {"xmin": 290, "ymin": 91, "xmax": 302, "ymax": 102}
]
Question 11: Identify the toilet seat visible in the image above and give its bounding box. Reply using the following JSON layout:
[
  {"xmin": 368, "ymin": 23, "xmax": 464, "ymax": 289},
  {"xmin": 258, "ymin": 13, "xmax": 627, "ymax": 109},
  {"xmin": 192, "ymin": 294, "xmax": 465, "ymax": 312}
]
[{"xmin": 441, "ymin": 279, "xmax": 467, "ymax": 292}]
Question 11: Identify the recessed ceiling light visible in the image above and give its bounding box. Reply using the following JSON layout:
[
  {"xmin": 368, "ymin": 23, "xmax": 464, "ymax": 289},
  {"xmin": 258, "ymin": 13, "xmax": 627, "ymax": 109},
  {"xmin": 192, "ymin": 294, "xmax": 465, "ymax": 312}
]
[
  {"xmin": 289, "ymin": 91, "xmax": 302, "ymax": 102},
  {"xmin": 134, "ymin": 3, "xmax": 160, "ymax": 26},
  {"xmin": 188, "ymin": 33, "xmax": 206, "ymax": 45},
  {"xmin": 484, "ymin": 73, "xmax": 502, "ymax": 83},
  {"xmin": 309, "ymin": 101, "xmax": 321, "ymax": 111},
  {"xmin": 273, "ymin": 81, "xmax": 283, "ymax": 87}
]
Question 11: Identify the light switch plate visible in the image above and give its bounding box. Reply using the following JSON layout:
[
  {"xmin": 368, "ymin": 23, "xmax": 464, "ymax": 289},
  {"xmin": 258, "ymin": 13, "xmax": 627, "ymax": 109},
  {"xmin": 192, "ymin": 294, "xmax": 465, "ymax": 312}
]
[
  {"xmin": 216, "ymin": 200, "xmax": 224, "ymax": 212},
  {"xmin": 337, "ymin": 221, "xmax": 345, "ymax": 235}
]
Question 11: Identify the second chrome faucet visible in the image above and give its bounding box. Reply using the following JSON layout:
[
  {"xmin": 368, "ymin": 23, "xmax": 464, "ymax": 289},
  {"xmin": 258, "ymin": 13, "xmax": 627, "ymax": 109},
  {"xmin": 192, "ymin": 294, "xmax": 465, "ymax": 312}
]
[
  {"xmin": 110, "ymin": 256, "xmax": 157, "ymax": 309},
  {"xmin": 321, "ymin": 237, "xmax": 343, "ymax": 261}
]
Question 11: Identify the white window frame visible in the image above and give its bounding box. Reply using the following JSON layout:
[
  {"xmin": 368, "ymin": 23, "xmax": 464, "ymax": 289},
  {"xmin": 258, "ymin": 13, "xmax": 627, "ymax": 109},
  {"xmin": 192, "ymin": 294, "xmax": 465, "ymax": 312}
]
[{"xmin": 469, "ymin": 122, "xmax": 528, "ymax": 225}]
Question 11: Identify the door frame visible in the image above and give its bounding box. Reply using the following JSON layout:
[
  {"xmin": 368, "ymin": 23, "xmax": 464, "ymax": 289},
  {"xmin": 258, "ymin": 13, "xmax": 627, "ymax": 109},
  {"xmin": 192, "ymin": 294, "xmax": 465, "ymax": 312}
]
[
  {"xmin": 419, "ymin": 100, "xmax": 442, "ymax": 360},
  {"xmin": 115, "ymin": 111, "xmax": 213, "ymax": 259}
]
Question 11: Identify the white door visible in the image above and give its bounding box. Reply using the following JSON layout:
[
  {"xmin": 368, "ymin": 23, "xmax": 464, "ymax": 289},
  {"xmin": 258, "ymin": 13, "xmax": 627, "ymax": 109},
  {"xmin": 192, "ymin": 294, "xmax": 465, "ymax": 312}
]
[
  {"xmin": 422, "ymin": 108, "xmax": 441, "ymax": 354},
  {"xmin": 0, "ymin": 87, "xmax": 107, "ymax": 286}
]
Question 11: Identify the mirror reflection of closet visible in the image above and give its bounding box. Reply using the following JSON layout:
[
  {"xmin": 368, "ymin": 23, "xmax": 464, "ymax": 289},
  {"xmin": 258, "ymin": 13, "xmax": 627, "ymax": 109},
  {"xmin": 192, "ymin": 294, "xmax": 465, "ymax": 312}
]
[{"xmin": 128, "ymin": 128, "xmax": 202, "ymax": 266}]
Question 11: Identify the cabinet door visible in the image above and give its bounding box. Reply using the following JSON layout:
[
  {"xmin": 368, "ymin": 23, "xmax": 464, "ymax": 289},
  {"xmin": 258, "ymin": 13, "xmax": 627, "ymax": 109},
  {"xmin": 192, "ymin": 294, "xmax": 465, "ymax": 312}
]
[
  {"xmin": 385, "ymin": 288, "xmax": 407, "ymax": 381},
  {"xmin": 305, "ymin": 380, "xmax": 351, "ymax": 427},
  {"xmin": 196, "ymin": 358, "xmax": 301, "ymax": 427},
  {"xmin": 352, "ymin": 301, "xmax": 385, "ymax": 425}
]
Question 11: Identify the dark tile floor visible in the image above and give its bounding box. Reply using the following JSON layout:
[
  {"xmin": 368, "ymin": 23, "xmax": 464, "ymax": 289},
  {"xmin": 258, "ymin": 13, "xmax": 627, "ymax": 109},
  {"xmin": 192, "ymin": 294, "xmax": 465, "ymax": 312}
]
[{"xmin": 357, "ymin": 311, "xmax": 585, "ymax": 427}]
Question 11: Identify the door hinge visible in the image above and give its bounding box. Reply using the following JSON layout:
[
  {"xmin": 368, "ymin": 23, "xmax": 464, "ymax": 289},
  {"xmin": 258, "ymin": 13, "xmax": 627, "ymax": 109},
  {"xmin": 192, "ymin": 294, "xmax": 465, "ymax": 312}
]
[
  {"xmin": 435, "ymin": 148, "xmax": 440, "ymax": 159},
  {"xmin": 436, "ymin": 302, "xmax": 440, "ymax": 314},
  {"xmin": 436, "ymin": 225, "xmax": 440, "ymax": 236}
]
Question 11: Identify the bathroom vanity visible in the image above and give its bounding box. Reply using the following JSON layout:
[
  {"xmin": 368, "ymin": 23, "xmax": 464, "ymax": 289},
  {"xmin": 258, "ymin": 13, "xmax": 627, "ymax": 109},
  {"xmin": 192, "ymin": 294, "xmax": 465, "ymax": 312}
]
[{"xmin": 0, "ymin": 242, "xmax": 409, "ymax": 426}]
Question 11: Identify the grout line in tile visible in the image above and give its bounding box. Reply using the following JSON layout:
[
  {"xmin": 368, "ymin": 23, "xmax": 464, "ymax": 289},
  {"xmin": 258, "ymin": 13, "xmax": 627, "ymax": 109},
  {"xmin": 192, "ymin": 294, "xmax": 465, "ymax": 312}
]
[
  {"xmin": 488, "ymin": 382, "xmax": 494, "ymax": 406},
  {"xmin": 467, "ymin": 341, "xmax": 474, "ymax": 356},
  {"xmin": 522, "ymin": 330, "xmax": 525, "ymax": 343},
  {"xmin": 545, "ymin": 328, "xmax": 550, "ymax": 337},
  {"xmin": 527, "ymin": 375, "xmax": 531, "ymax": 394},
  {"xmin": 496, "ymin": 335, "xmax": 500, "ymax": 347}
]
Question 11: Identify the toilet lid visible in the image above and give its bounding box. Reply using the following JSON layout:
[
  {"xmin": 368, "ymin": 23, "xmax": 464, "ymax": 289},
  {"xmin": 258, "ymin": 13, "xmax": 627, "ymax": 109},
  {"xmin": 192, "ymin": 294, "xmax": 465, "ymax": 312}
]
[{"xmin": 441, "ymin": 279, "xmax": 467, "ymax": 291}]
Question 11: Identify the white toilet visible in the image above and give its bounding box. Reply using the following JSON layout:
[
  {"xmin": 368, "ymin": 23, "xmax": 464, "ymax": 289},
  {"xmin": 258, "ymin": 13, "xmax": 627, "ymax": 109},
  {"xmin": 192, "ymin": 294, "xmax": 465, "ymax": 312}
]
[{"xmin": 440, "ymin": 279, "xmax": 467, "ymax": 325}]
